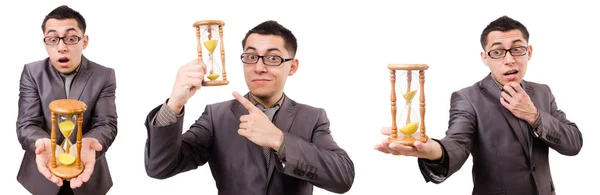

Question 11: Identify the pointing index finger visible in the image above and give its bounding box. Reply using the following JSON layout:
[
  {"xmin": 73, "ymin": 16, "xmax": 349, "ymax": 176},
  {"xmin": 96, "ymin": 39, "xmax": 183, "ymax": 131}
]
[{"xmin": 232, "ymin": 91, "xmax": 258, "ymax": 112}]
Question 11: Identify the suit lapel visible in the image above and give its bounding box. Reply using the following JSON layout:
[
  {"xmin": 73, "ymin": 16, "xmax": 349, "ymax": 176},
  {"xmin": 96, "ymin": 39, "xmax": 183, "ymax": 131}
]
[
  {"xmin": 46, "ymin": 60, "xmax": 67, "ymax": 144},
  {"xmin": 266, "ymin": 94, "xmax": 298, "ymax": 184},
  {"xmin": 273, "ymin": 94, "xmax": 298, "ymax": 133},
  {"xmin": 68, "ymin": 56, "xmax": 92, "ymax": 100},
  {"xmin": 232, "ymin": 93, "xmax": 268, "ymax": 179},
  {"xmin": 46, "ymin": 59, "xmax": 67, "ymax": 101},
  {"xmin": 479, "ymin": 74, "xmax": 531, "ymax": 158}
]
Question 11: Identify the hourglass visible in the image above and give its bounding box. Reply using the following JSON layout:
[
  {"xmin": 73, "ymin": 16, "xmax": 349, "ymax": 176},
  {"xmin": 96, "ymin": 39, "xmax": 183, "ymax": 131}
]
[
  {"xmin": 388, "ymin": 64, "xmax": 429, "ymax": 146},
  {"xmin": 193, "ymin": 20, "xmax": 229, "ymax": 86},
  {"xmin": 49, "ymin": 99, "xmax": 87, "ymax": 179}
]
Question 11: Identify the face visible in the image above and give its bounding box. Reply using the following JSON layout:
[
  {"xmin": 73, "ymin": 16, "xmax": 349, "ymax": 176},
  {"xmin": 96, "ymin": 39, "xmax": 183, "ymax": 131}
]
[
  {"xmin": 480, "ymin": 29, "xmax": 532, "ymax": 85},
  {"xmin": 43, "ymin": 18, "xmax": 88, "ymax": 74},
  {"xmin": 242, "ymin": 33, "xmax": 299, "ymax": 101}
]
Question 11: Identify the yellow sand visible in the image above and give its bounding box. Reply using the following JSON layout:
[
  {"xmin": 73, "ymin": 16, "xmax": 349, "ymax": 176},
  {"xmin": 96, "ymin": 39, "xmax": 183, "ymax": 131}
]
[
  {"xmin": 204, "ymin": 40, "xmax": 218, "ymax": 53},
  {"xmin": 58, "ymin": 153, "xmax": 75, "ymax": 165},
  {"xmin": 403, "ymin": 90, "xmax": 417, "ymax": 102},
  {"xmin": 58, "ymin": 121, "xmax": 75, "ymax": 137},
  {"xmin": 207, "ymin": 73, "xmax": 220, "ymax": 81},
  {"xmin": 399, "ymin": 122, "xmax": 419, "ymax": 135}
]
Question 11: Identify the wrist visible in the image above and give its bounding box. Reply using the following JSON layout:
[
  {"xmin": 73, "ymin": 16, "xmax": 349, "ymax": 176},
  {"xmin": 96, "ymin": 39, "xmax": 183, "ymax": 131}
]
[
  {"xmin": 166, "ymin": 99, "xmax": 184, "ymax": 114},
  {"xmin": 428, "ymin": 140, "xmax": 443, "ymax": 161},
  {"xmin": 527, "ymin": 108, "xmax": 539, "ymax": 125},
  {"xmin": 272, "ymin": 131, "xmax": 284, "ymax": 151}
]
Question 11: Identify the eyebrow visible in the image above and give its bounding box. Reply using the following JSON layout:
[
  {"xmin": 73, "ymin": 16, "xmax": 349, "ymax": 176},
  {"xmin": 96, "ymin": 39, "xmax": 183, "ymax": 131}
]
[
  {"xmin": 46, "ymin": 28, "xmax": 78, "ymax": 35},
  {"xmin": 245, "ymin": 46, "xmax": 282, "ymax": 53},
  {"xmin": 490, "ymin": 39, "xmax": 524, "ymax": 48}
]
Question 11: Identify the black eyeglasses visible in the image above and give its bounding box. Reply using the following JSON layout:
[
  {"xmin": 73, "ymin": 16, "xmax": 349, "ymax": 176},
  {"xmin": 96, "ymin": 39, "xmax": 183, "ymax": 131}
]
[
  {"xmin": 487, "ymin": 46, "xmax": 528, "ymax": 59},
  {"xmin": 240, "ymin": 53, "xmax": 293, "ymax": 66},
  {"xmin": 43, "ymin": 35, "xmax": 82, "ymax": 46}
]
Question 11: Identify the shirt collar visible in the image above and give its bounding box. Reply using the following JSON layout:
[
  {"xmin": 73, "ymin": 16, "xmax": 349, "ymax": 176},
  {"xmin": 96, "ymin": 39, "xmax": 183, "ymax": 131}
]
[
  {"xmin": 58, "ymin": 64, "xmax": 81, "ymax": 78},
  {"xmin": 248, "ymin": 93, "xmax": 285, "ymax": 109}
]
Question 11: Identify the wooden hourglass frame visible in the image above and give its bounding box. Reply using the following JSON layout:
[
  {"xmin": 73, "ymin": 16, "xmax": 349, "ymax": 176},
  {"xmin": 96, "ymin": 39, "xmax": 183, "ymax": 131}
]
[
  {"xmin": 193, "ymin": 20, "xmax": 229, "ymax": 86},
  {"xmin": 49, "ymin": 99, "xmax": 87, "ymax": 179},
  {"xmin": 388, "ymin": 64, "xmax": 429, "ymax": 146}
]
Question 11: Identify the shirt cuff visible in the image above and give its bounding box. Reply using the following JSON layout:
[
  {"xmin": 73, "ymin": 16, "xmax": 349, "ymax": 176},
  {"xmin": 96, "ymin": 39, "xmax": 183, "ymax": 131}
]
[
  {"xmin": 530, "ymin": 112, "xmax": 542, "ymax": 137},
  {"xmin": 276, "ymin": 136, "xmax": 286, "ymax": 166},
  {"xmin": 152, "ymin": 102, "xmax": 183, "ymax": 126},
  {"xmin": 418, "ymin": 139, "xmax": 449, "ymax": 182}
]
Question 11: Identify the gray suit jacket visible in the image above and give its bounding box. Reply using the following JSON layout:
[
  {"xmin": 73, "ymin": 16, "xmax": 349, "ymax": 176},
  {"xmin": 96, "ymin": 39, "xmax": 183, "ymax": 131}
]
[
  {"xmin": 419, "ymin": 73, "xmax": 583, "ymax": 195},
  {"xmin": 144, "ymin": 93, "xmax": 355, "ymax": 195},
  {"xmin": 16, "ymin": 56, "xmax": 117, "ymax": 195}
]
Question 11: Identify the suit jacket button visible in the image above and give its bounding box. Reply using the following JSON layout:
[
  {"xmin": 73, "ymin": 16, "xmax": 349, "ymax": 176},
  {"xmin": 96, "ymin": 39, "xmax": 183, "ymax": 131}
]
[{"xmin": 532, "ymin": 166, "xmax": 536, "ymax": 172}]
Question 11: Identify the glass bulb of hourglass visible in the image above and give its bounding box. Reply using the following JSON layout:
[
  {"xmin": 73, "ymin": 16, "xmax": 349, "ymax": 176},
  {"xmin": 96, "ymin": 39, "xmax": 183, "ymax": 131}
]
[
  {"xmin": 399, "ymin": 70, "xmax": 419, "ymax": 103},
  {"xmin": 204, "ymin": 40, "xmax": 221, "ymax": 81},
  {"xmin": 397, "ymin": 70, "xmax": 420, "ymax": 138},
  {"xmin": 398, "ymin": 104, "xmax": 419, "ymax": 136},
  {"xmin": 57, "ymin": 115, "xmax": 76, "ymax": 165},
  {"xmin": 202, "ymin": 26, "xmax": 222, "ymax": 81}
]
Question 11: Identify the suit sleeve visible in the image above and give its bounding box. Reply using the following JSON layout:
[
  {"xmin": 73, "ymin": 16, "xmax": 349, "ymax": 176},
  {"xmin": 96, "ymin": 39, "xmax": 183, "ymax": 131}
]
[
  {"xmin": 16, "ymin": 65, "xmax": 49, "ymax": 154},
  {"xmin": 144, "ymin": 103, "xmax": 213, "ymax": 179},
  {"xmin": 420, "ymin": 91, "xmax": 477, "ymax": 183},
  {"xmin": 417, "ymin": 139, "xmax": 450, "ymax": 183},
  {"xmin": 531, "ymin": 85, "xmax": 583, "ymax": 156},
  {"xmin": 273, "ymin": 108, "xmax": 355, "ymax": 194},
  {"xmin": 82, "ymin": 69, "xmax": 118, "ymax": 159}
]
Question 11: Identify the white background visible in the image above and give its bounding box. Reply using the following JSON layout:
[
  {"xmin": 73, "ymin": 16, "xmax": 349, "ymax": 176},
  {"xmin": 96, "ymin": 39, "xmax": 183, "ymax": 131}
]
[{"xmin": 1, "ymin": 0, "xmax": 597, "ymax": 194}]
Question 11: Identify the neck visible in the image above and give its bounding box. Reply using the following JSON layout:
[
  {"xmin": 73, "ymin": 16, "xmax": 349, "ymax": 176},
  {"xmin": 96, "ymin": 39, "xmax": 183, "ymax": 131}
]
[
  {"xmin": 251, "ymin": 92, "xmax": 283, "ymax": 108},
  {"xmin": 490, "ymin": 74, "xmax": 504, "ymax": 89},
  {"xmin": 57, "ymin": 62, "xmax": 82, "ymax": 76},
  {"xmin": 490, "ymin": 73, "xmax": 523, "ymax": 89}
]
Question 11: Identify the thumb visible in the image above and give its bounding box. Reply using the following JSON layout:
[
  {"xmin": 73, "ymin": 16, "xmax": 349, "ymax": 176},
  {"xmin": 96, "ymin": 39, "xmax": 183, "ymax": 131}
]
[
  {"xmin": 413, "ymin": 140, "xmax": 427, "ymax": 152},
  {"xmin": 35, "ymin": 140, "xmax": 46, "ymax": 155},
  {"xmin": 237, "ymin": 129, "xmax": 250, "ymax": 137},
  {"xmin": 380, "ymin": 127, "xmax": 392, "ymax": 135},
  {"xmin": 90, "ymin": 139, "xmax": 103, "ymax": 151}
]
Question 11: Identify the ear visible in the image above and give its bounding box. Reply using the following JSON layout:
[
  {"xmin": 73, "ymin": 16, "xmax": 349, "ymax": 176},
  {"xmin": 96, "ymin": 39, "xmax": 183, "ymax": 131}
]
[
  {"xmin": 480, "ymin": 51, "xmax": 488, "ymax": 67},
  {"xmin": 288, "ymin": 59, "xmax": 299, "ymax": 76},
  {"xmin": 82, "ymin": 35, "xmax": 89, "ymax": 50},
  {"xmin": 527, "ymin": 45, "xmax": 533, "ymax": 60}
]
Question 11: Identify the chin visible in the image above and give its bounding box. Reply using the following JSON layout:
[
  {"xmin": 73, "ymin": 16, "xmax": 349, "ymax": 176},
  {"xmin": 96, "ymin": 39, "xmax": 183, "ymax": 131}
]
[{"xmin": 250, "ymin": 90, "xmax": 272, "ymax": 100}]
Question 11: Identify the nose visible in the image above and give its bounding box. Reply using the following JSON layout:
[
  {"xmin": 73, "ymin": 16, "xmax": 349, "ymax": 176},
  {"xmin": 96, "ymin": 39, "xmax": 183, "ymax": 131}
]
[
  {"xmin": 253, "ymin": 58, "xmax": 267, "ymax": 73},
  {"xmin": 56, "ymin": 39, "xmax": 68, "ymax": 53},
  {"xmin": 503, "ymin": 52, "xmax": 515, "ymax": 65}
]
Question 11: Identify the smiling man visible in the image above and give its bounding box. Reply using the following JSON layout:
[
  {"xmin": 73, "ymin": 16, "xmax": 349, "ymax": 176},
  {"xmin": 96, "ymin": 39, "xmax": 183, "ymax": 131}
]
[
  {"xmin": 16, "ymin": 5, "xmax": 117, "ymax": 195},
  {"xmin": 143, "ymin": 20, "xmax": 355, "ymax": 195},
  {"xmin": 374, "ymin": 16, "xmax": 583, "ymax": 195}
]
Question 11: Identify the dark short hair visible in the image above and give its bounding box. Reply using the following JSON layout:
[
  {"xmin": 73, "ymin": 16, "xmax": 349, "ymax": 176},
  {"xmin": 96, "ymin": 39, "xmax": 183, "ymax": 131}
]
[
  {"xmin": 241, "ymin": 20, "xmax": 298, "ymax": 57},
  {"xmin": 480, "ymin": 15, "xmax": 529, "ymax": 50},
  {"xmin": 41, "ymin": 5, "xmax": 87, "ymax": 34}
]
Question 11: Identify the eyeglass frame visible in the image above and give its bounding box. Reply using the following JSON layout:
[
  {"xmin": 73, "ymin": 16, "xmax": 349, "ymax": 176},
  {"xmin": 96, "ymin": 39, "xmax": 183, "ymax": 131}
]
[
  {"xmin": 240, "ymin": 53, "xmax": 293, "ymax": 66},
  {"xmin": 486, "ymin": 46, "xmax": 529, "ymax": 59},
  {"xmin": 43, "ymin": 35, "xmax": 83, "ymax": 46}
]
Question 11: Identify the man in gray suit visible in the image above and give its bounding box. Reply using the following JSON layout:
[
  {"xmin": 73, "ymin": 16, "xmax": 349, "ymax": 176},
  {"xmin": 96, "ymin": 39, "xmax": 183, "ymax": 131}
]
[
  {"xmin": 143, "ymin": 20, "xmax": 355, "ymax": 194},
  {"xmin": 16, "ymin": 5, "xmax": 117, "ymax": 195},
  {"xmin": 375, "ymin": 15, "xmax": 583, "ymax": 195}
]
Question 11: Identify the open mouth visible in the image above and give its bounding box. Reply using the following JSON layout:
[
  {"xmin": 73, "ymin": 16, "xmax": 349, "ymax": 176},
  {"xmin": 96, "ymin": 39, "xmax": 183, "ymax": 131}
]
[
  {"xmin": 58, "ymin": 57, "xmax": 70, "ymax": 64},
  {"xmin": 504, "ymin": 70, "xmax": 518, "ymax": 76}
]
